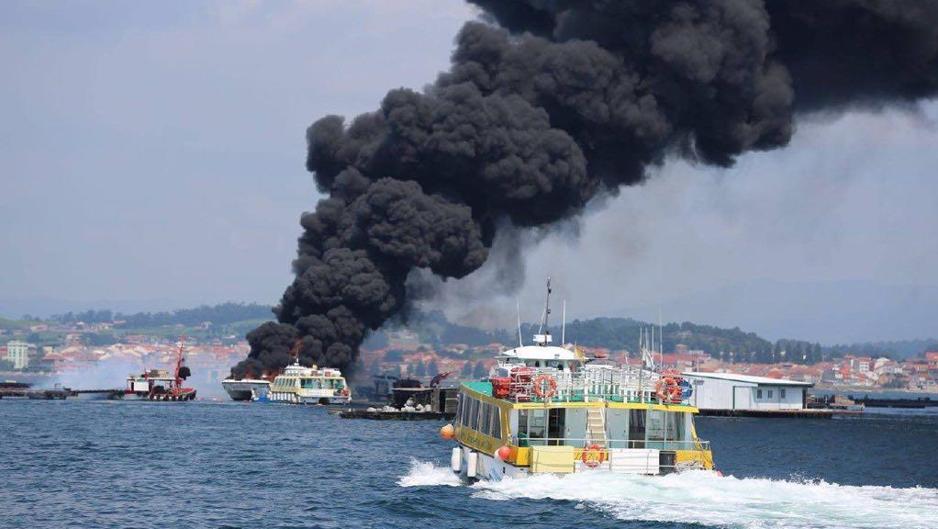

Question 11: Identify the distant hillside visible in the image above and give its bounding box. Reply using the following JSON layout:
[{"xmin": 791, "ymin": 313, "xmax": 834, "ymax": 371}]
[
  {"xmin": 9, "ymin": 301, "xmax": 933, "ymax": 362},
  {"xmin": 50, "ymin": 302, "xmax": 275, "ymax": 329},
  {"xmin": 377, "ymin": 312, "xmax": 815, "ymax": 362},
  {"xmin": 825, "ymin": 339, "xmax": 938, "ymax": 359},
  {"xmin": 626, "ymin": 279, "xmax": 938, "ymax": 344}
]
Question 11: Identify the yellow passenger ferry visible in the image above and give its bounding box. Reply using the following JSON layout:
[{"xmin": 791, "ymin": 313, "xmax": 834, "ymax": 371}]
[{"xmin": 442, "ymin": 282, "xmax": 713, "ymax": 480}]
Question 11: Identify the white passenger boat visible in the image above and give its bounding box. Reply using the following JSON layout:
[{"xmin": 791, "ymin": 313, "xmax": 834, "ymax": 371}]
[
  {"xmin": 268, "ymin": 361, "xmax": 351, "ymax": 405},
  {"xmin": 221, "ymin": 378, "xmax": 271, "ymax": 401}
]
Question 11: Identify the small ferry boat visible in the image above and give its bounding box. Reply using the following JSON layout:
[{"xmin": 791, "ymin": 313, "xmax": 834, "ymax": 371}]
[
  {"xmin": 123, "ymin": 339, "xmax": 196, "ymax": 401},
  {"xmin": 442, "ymin": 280, "xmax": 713, "ymax": 480},
  {"xmin": 221, "ymin": 378, "xmax": 271, "ymax": 401},
  {"xmin": 268, "ymin": 361, "xmax": 351, "ymax": 405}
]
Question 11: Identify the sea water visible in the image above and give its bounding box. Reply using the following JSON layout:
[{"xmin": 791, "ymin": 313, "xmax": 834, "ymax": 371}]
[{"xmin": 1, "ymin": 400, "xmax": 936, "ymax": 529}]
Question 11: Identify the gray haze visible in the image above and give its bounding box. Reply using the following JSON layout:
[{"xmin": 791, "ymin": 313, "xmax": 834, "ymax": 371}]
[{"xmin": 1, "ymin": 2, "xmax": 936, "ymax": 343}]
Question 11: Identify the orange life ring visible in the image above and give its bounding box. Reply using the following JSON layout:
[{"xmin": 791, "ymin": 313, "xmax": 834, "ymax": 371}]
[
  {"xmin": 532, "ymin": 374, "xmax": 557, "ymax": 399},
  {"xmin": 655, "ymin": 376, "xmax": 683, "ymax": 403},
  {"xmin": 581, "ymin": 444, "xmax": 606, "ymax": 468}
]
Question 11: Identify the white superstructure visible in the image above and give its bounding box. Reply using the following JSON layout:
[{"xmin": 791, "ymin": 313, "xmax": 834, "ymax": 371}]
[{"xmin": 268, "ymin": 361, "xmax": 351, "ymax": 405}]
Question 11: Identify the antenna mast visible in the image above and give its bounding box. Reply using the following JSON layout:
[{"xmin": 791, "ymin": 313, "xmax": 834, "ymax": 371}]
[
  {"xmin": 516, "ymin": 299, "xmax": 523, "ymax": 348},
  {"xmin": 534, "ymin": 277, "xmax": 553, "ymax": 346},
  {"xmin": 561, "ymin": 299, "xmax": 566, "ymax": 346}
]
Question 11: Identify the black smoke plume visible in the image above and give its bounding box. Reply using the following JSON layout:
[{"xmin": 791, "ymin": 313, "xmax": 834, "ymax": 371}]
[{"xmin": 231, "ymin": 0, "xmax": 938, "ymax": 378}]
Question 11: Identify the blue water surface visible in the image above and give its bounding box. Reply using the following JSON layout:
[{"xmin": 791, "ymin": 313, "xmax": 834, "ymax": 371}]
[{"xmin": 1, "ymin": 401, "xmax": 936, "ymax": 529}]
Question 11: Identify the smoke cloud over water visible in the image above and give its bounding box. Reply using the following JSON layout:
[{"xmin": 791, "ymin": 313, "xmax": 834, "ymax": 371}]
[{"xmin": 232, "ymin": 1, "xmax": 938, "ymax": 377}]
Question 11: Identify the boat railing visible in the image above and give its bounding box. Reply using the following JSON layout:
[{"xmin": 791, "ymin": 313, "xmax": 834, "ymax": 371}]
[
  {"xmin": 508, "ymin": 436, "xmax": 710, "ymax": 452},
  {"xmin": 497, "ymin": 364, "xmax": 682, "ymax": 404}
]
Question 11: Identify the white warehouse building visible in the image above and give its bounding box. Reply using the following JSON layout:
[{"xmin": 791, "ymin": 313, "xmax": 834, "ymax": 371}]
[{"xmin": 682, "ymin": 372, "xmax": 813, "ymax": 411}]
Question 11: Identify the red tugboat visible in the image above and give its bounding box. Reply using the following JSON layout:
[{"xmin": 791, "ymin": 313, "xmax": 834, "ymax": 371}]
[{"xmin": 123, "ymin": 338, "xmax": 197, "ymax": 401}]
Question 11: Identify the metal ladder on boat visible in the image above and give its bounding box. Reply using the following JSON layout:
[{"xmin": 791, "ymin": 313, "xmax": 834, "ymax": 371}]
[{"xmin": 586, "ymin": 407, "xmax": 607, "ymax": 448}]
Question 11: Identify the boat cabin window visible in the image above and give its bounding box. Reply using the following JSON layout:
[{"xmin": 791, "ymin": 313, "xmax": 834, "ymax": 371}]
[
  {"xmin": 628, "ymin": 409, "xmax": 646, "ymax": 448},
  {"xmin": 481, "ymin": 403, "xmax": 493, "ymax": 436},
  {"xmin": 516, "ymin": 408, "xmax": 564, "ymax": 446},
  {"xmin": 468, "ymin": 398, "xmax": 480, "ymax": 431},
  {"xmin": 456, "ymin": 394, "xmax": 502, "ymax": 439},
  {"xmin": 301, "ymin": 379, "xmax": 322, "ymax": 389},
  {"xmin": 780, "ymin": 389, "xmax": 786, "ymax": 399},
  {"xmin": 757, "ymin": 389, "xmax": 763, "ymax": 399},
  {"xmin": 767, "ymin": 389, "xmax": 774, "ymax": 399},
  {"xmin": 646, "ymin": 410, "xmax": 688, "ymax": 448}
]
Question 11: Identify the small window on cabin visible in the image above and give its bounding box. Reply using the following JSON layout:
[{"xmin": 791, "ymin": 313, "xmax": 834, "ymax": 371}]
[
  {"xmin": 767, "ymin": 389, "xmax": 774, "ymax": 399},
  {"xmin": 780, "ymin": 389, "xmax": 786, "ymax": 399},
  {"xmin": 757, "ymin": 389, "xmax": 763, "ymax": 399},
  {"xmin": 468, "ymin": 398, "xmax": 480, "ymax": 430},
  {"xmin": 628, "ymin": 409, "xmax": 646, "ymax": 448},
  {"xmin": 646, "ymin": 410, "xmax": 666, "ymax": 441},
  {"xmin": 667, "ymin": 412, "xmax": 687, "ymax": 443},
  {"xmin": 455, "ymin": 395, "xmax": 463, "ymax": 425},
  {"xmin": 527, "ymin": 409, "xmax": 547, "ymax": 442},
  {"xmin": 491, "ymin": 408, "xmax": 501, "ymax": 439},
  {"xmin": 481, "ymin": 404, "xmax": 492, "ymax": 436},
  {"xmin": 517, "ymin": 410, "xmax": 528, "ymax": 445},
  {"xmin": 460, "ymin": 396, "xmax": 467, "ymax": 425}
]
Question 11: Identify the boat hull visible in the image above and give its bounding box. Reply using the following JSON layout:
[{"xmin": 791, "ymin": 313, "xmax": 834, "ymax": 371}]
[
  {"xmin": 221, "ymin": 380, "xmax": 270, "ymax": 402},
  {"xmin": 454, "ymin": 442, "xmax": 713, "ymax": 481},
  {"xmin": 268, "ymin": 392, "xmax": 352, "ymax": 405},
  {"xmin": 120, "ymin": 390, "xmax": 197, "ymax": 401}
]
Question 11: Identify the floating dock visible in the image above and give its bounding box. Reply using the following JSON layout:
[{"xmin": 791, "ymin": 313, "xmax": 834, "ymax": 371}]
[
  {"xmin": 697, "ymin": 408, "xmax": 844, "ymax": 419},
  {"xmin": 847, "ymin": 396, "xmax": 937, "ymax": 408},
  {"xmin": 1, "ymin": 387, "xmax": 124, "ymax": 400},
  {"xmin": 336, "ymin": 409, "xmax": 453, "ymax": 420}
]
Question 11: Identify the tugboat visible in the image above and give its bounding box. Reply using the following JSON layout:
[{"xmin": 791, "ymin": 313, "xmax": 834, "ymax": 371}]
[
  {"xmin": 440, "ymin": 279, "xmax": 713, "ymax": 480},
  {"xmin": 123, "ymin": 338, "xmax": 197, "ymax": 401}
]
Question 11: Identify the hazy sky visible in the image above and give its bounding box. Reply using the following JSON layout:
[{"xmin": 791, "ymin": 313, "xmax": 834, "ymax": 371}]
[{"xmin": 2, "ymin": 2, "xmax": 936, "ymax": 341}]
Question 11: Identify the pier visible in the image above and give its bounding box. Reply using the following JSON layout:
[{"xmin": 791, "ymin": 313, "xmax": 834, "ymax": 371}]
[{"xmin": 697, "ymin": 408, "xmax": 843, "ymax": 418}]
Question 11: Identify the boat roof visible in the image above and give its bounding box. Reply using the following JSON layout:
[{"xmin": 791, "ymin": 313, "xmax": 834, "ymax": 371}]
[
  {"xmin": 682, "ymin": 371, "xmax": 813, "ymax": 387},
  {"xmin": 222, "ymin": 378, "xmax": 270, "ymax": 384},
  {"xmin": 497, "ymin": 345, "xmax": 585, "ymax": 362},
  {"xmin": 279, "ymin": 363, "xmax": 344, "ymax": 377}
]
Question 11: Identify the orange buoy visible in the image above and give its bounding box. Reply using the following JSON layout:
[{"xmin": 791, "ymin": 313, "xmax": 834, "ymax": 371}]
[
  {"xmin": 496, "ymin": 445, "xmax": 511, "ymax": 461},
  {"xmin": 655, "ymin": 376, "xmax": 684, "ymax": 403},
  {"xmin": 439, "ymin": 423, "xmax": 455, "ymax": 440},
  {"xmin": 581, "ymin": 443, "xmax": 606, "ymax": 468},
  {"xmin": 532, "ymin": 374, "xmax": 557, "ymax": 399}
]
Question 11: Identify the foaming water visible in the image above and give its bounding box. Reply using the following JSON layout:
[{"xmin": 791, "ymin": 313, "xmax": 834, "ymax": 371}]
[
  {"xmin": 402, "ymin": 463, "xmax": 938, "ymax": 529},
  {"xmin": 397, "ymin": 459, "xmax": 461, "ymax": 487}
]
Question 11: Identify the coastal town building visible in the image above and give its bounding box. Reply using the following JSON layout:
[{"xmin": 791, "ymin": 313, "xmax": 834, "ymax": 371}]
[{"xmin": 5, "ymin": 340, "xmax": 34, "ymax": 370}]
